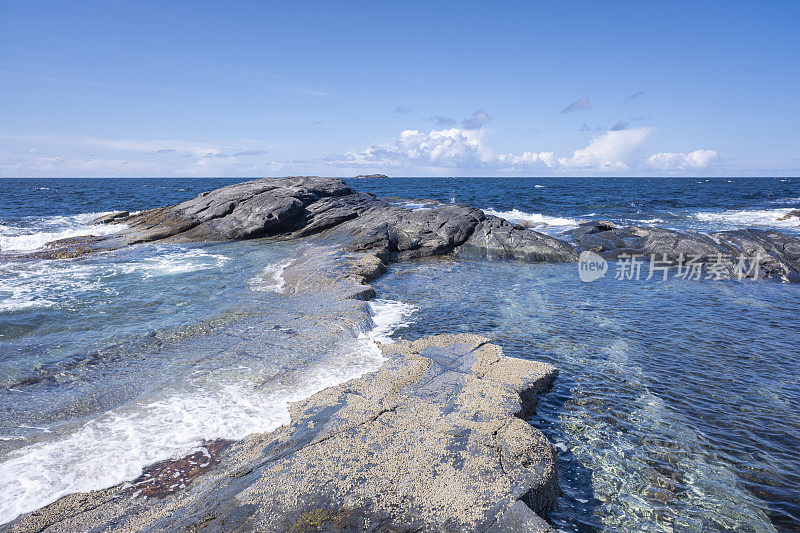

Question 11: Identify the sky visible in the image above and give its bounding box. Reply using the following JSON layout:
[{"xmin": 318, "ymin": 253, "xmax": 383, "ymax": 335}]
[{"xmin": 1, "ymin": 0, "xmax": 799, "ymax": 178}]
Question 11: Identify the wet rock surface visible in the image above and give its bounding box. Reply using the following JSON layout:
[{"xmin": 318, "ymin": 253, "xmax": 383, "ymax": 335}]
[
  {"xmin": 569, "ymin": 221, "xmax": 800, "ymax": 282},
  {"xmin": 6, "ymin": 333, "xmax": 558, "ymax": 533}
]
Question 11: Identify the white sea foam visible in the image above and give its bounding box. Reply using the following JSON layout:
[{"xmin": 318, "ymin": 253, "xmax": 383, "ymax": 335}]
[
  {"xmin": 0, "ymin": 261, "xmax": 109, "ymax": 312},
  {"xmin": 0, "ymin": 213, "xmax": 127, "ymax": 253},
  {"xmin": 365, "ymin": 299, "xmax": 416, "ymax": 344},
  {"xmin": 627, "ymin": 218, "xmax": 664, "ymax": 225},
  {"xmin": 0, "ymin": 248, "xmax": 229, "ymax": 313},
  {"xmin": 0, "ymin": 296, "xmax": 416, "ymax": 524},
  {"xmin": 694, "ymin": 208, "xmax": 800, "ymax": 230},
  {"xmin": 399, "ymin": 202, "xmax": 434, "ymax": 211},
  {"xmin": 123, "ymin": 248, "xmax": 229, "ymax": 278},
  {"xmin": 248, "ymin": 259, "xmax": 293, "ymax": 293},
  {"xmin": 483, "ymin": 208, "xmax": 580, "ymax": 235}
]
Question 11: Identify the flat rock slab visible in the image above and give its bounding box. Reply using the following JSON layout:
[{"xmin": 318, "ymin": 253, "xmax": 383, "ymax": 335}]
[{"xmin": 7, "ymin": 335, "xmax": 558, "ymax": 533}]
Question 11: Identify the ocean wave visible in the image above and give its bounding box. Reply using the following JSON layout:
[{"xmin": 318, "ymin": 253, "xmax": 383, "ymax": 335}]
[
  {"xmin": 248, "ymin": 259, "xmax": 293, "ymax": 293},
  {"xmin": 123, "ymin": 248, "xmax": 230, "ymax": 278},
  {"xmin": 627, "ymin": 218, "xmax": 665, "ymax": 225},
  {"xmin": 364, "ymin": 299, "xmax": 416, "ymax": 344},
  {"xmin": 0, "ymin": 261, "xmax": 111, "ymax": 313},
  {"xmin": 0, "ymin": 296, "xmax": 416, "ymax": 524},
  {"xmin": 0, "ymin": 212, "xmax": 126, "ymax": 253},
  {"xmin": 693, "ymin": 208, "xmax": 800, "ymax": 229},
  {"xmin": 483, "ymin": 208, "xmax": 580, "ymax": 232},
  {"xmin": 0, "ymin": 248, "xmax": 229, "ymax": 313}
]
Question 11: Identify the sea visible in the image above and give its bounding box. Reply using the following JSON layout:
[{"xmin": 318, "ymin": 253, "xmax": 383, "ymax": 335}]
[{"xmin": 1, "ymin": 177, "xmax": 799, "ymax": 531}]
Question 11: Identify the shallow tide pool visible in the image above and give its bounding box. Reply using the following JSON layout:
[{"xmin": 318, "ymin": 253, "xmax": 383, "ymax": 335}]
[{"xmin": 373, "ymin": 258, "xmax": 800, "ymax": 532}]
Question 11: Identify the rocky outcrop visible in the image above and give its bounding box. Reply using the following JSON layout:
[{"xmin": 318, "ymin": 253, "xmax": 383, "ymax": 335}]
[
  {"xmin": 33, "ymin": 177, "xmax": 577, "ymax": 266},
  {"xmin": 20, "ymin": 177, "xmax": 800, "ymax": 277},
  {"xmin": 778, "ymin": 209, "xmax": 800, "ymax": 221},
  {"xmin": 568, "ymin": 221, "xmax": 800, "ymax": 281},
  {"xmin": 119, "ymin": 177, "xmax": 353, "ymax": 244},
  {"xmin": 91, "ymin": 211, "xmax": 129, "ymax": 224},
  {"xmin": 459, "ymin": 215, "xmax": 578, "ymax": 263},
  {"xmin": 7, "ymin": 334, "xmax": 559, "ymax": 532}
]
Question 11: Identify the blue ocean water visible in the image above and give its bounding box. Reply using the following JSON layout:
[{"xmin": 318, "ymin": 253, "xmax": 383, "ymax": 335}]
[{"xmin": 1, "ymin": 177, "xmax": 799, "ymax": 530}]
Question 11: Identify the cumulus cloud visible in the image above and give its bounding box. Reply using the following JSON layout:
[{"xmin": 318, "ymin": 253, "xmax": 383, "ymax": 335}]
[
  {"xmin": 557, "ymin": 128, "xmax": 652, "ymax": 171},
  {"xmin": 336, "ymin": 128, "xmax": 493, "ymax": 168},
  {"xmin": 646, "ymin": 149, "xmax": 718, "ymax": 170},
  {"xmin": 327, "ymin": 125, "xmax": 661, "ymax": 173},
  {"xmin": 394, "ymin": 106, "xmax": 413, "ymax": 114},
  {"xmin": 561, "ymin": 96, "xmax": 590, "ymax": 113}
]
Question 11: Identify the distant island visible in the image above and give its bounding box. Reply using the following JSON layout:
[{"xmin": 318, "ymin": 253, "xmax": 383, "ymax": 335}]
[{"xmin": 352, "ymin": 173, "xmax": 389, "ymax": 179}]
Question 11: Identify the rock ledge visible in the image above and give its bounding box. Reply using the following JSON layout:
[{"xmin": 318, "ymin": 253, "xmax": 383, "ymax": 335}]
[{"xmin": 7, "ymin": 335, "xmax": 558, "ymax": 533}]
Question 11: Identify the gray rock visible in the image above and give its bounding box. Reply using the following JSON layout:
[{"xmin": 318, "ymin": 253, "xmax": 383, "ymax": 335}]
[
  {"xmin": 121, "ymin": 177, "xmax": 352, "ymax": 244},
  {"xmin": 30, "ymin": 177, "xmax": 800, "ymax": 283},
  {"xmin": 713, "ymin": 228, "xmax": 800, "ymax": 282},
  {"xmin": 38, "ymin": 177, "xmax": 577, "ymax": 268},
  {"xmin": 568, "ymin": 222, "xmax": 722, "ymax": 260},
  {"xmin": 488, "ymin": 500, "xmax": 555, "ymax": 532},
  {"xmin": 458, "ymin": 215, "xmax": 579, "ymax": 263},
  {"xmin": 568, "ymin": 221, "xmax": 800, "ymax": 281},
  {"xmin": 91, "ymin": 211, "xmax": 129, "ymax": 224}
]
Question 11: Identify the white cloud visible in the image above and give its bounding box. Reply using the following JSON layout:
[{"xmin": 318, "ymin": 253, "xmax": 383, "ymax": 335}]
[
  {"xmin": 331, "ymin": 126, "xmax": 657, "ymax": 173},
  {"xmin": 558, "ymin": 128, "xmax": 652, "ymax": 171},
  {"xmin": 646, "ymin": 149, "xmax": 718, "ymax": 170},
  {"xmin": 335, "ymin": 128, "xmax": 495, "ymax": 168},
  {"xmin": 0, "ymin": 123, "xmax": 719, "ymax": 177},
  {"xmin": 0, "ymin": 133, "xmax": 281, "ymax": 176}
]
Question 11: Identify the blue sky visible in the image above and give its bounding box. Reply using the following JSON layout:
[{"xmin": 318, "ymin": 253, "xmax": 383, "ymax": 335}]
[{"xmin": 1, "ymin": 0, "xmax": 798, "ymax": 177}]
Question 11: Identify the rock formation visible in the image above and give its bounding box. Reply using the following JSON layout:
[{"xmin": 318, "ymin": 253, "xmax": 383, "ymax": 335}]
[
  {"xmin": 569, "ymin": 221, "xmax": 800, "ymax": 282},
  {"xmin": 31, "ymin": 177, "xmax": 800, "ymax": 283},
  {"xmin": 36, "ymin": 177, "xmax": 579, "ymax": 266}
]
